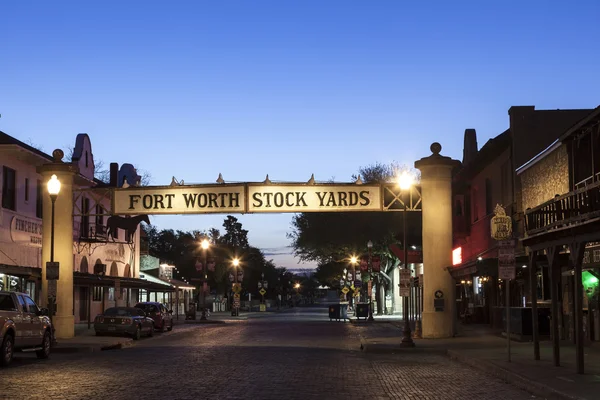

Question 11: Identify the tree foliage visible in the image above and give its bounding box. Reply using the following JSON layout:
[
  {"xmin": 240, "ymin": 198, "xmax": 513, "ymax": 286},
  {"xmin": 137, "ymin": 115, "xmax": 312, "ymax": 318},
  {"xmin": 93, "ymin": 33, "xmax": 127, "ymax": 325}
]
[
  {"xmin": 289, "ymin": 162, "xmax": 422, "ymax": 299},
  {"xmin": 144, "ymin": 215, "xmax": 280, "ymax": 298}
]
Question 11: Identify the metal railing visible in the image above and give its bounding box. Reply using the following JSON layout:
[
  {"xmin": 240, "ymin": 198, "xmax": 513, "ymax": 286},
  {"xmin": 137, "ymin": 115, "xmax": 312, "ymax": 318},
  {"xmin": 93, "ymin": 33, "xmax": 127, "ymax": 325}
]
[
  {"xmin": 525, "ymin": 180, "xmax": 600, "ymax": 236},
  {"xmin": 73, "ymin": 221, "xmax": 108, "ymax": 241}
]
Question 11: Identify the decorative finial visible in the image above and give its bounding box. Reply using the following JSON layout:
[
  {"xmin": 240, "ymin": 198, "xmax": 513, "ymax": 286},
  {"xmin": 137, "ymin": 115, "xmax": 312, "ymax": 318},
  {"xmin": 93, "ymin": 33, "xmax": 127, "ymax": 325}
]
[
  {"xmin": 263, "ymin": 174, "xmax": 271, "ymax": 184},
  {"xmin": 52, "ymin": 149, "xmax": 64, "ymax": 163},
  {"xmin": 494, "ymin": 204, "xmax": 506, "ymax": 216},
  {"xmin": 122, "ymin": 177, "xmax": 130, "ymax": 188},
  {"xmin": 355, "ymin": 176, "xmax": 363, "ymax": 185},
  {"xmin": 170, "ymin": 177, "xmax": 178, "ymax": 186},
  {"xmin": 216, "ymin": 173, "xmax": 225, "ymax": 184},
  {"xmin": 307, "ymin": 174, "xmax": 315, "ymax": 185},
  {"xmin": 430, "ymin": 142, "xmax": 442, "ymax": 155}
]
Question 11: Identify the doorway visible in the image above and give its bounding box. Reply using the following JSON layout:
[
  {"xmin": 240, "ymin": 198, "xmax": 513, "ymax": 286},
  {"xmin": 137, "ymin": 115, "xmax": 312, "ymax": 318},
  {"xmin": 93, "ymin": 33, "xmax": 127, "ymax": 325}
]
[{"xmin": 79, "ymin": 286, "xmax": 89, "ymax": 321}]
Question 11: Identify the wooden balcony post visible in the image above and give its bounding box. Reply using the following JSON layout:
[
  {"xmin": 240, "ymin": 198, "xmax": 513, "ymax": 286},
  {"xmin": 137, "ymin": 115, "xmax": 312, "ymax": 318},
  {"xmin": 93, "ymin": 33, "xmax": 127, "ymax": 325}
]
[
  {"xmin": 569, "ymin": 241, "xmax": 587, "ymax": 374},
  {"xmin": 547, "ymin": 245, "xmax": 561, "ymax": 367},
  {"xmin": 529, "ymin": 250, "xmax": 540, "ymax": 360}
]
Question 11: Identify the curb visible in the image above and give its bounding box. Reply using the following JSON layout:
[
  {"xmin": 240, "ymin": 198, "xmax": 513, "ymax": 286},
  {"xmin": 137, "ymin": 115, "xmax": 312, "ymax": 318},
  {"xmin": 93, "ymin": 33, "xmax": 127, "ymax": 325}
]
[
  {"xmin": 52, "ymin": 339, "xmax": 134, "ymax": 354},
  {"xmin": 184, "ymin": 319, "xmax": 227, "ymax": 325},
  {"xmin": 446, "ymin": 350, "xmax": 581, "ymax": 400}
]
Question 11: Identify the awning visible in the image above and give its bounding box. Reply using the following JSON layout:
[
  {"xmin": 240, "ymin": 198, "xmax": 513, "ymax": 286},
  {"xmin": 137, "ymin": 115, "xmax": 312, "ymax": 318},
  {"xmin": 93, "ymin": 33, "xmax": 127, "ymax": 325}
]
[
  {"xmin": 74, "ymin": 272, "xmax": 175, "ymax": 291},
  {"xmin": 0, "ymin": 264, "xmax": 42, "ymax": 279}
]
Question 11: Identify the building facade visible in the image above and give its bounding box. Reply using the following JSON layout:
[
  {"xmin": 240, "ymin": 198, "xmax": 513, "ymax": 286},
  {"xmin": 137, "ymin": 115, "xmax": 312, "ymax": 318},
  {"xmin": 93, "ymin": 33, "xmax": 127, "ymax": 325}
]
[
  {"xmin": 1, "ymin": 130, "xmax": 170, "ymax": 331},
  {"xmin": 449, "ymin": 106, "xmax": 594, "ymax": 331},
  {"xmin": 520, "ymin": 106, "xmax": 600, "ymax": 373}
]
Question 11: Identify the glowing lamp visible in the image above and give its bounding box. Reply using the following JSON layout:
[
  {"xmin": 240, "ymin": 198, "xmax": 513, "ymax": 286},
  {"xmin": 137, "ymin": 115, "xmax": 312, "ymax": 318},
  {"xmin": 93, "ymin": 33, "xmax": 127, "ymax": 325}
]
[{"xmin": 47, "ymin": 174, "xmax": 61, "ymax": 198}]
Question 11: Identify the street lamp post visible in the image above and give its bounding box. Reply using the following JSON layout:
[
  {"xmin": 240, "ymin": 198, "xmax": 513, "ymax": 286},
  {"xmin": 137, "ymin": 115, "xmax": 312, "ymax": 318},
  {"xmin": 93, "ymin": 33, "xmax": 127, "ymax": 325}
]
[
  {"xmin": 46, "ymin": 174, "xmax": 61, "ymax": 342},
  {"xmin": 367, "ymin": 241, "xmax": 375, "ymax": 322},
  {"xmin": 200, "ymin": 239, "xmax": 210, "ymax": 320},
  {"xmin": 398, "ymin": 171, "xmax": 415, "ymax": 347},
  {"xmin": 232, "ymin": 258, "xmax": 240, "ymax": 316}
]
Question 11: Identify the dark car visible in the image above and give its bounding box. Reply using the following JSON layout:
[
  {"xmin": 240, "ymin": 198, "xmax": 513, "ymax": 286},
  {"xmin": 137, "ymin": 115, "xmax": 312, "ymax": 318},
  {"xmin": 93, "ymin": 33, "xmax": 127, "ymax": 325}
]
[
  {"xmin": 94, "ymin": 307, "xmax": 154, "ymax": 340},
  {"xmin": 135, "ymin": 302, "xmax": 173, "ymax": 332}
]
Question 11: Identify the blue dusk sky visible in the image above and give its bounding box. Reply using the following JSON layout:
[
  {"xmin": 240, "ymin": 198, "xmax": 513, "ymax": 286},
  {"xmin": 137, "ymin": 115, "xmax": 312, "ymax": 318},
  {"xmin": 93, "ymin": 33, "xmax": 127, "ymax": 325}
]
[{"xmin": 1, "ymin": 1, "xmax": 600, "ymax": 270}]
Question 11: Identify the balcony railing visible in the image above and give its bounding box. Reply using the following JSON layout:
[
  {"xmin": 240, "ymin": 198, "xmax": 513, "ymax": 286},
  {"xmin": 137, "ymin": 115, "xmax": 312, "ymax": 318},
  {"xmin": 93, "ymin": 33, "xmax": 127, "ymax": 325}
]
[
  {"xmin": 73, "ymin": 221, "xmax": 108, "ymax": 242},
  {"xmin": 525, "ymin": 180, "xmax": 600, "ymax": 236}
]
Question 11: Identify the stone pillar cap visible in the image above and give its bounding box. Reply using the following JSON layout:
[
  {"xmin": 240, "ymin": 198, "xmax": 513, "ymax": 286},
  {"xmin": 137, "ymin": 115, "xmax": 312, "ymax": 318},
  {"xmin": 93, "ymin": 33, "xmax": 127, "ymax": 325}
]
[
  {"xmin": 37, "ymin": 148, "xmax": 80, "ymax": 175},
  {"xmin": 415, "ymin": 142, "xmax": 461, "ymax": 169}
]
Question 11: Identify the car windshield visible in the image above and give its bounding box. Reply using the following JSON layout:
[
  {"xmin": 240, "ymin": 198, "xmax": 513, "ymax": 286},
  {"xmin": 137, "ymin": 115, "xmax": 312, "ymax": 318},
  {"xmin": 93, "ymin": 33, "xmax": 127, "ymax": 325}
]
[
  {"xmin": 135, "ymin": 303, "xmax": 158, "ymax": 313},
  {"xmin": 103, "ymin": 307, "xmax": 137, "ymax": 316}
]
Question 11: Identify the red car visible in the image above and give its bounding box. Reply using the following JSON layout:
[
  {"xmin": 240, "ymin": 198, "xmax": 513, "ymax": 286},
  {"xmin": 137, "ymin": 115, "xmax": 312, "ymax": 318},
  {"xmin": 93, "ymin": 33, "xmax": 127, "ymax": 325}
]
[{"xmin": 134, "ymin": 302, "xmax": 173, "ymax": 332}]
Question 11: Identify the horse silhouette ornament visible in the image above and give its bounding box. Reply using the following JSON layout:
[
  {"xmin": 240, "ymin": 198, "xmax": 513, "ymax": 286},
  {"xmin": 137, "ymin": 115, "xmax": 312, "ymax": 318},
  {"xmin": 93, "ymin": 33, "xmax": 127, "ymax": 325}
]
[{"xmin": 106, "ymin": 215, "xmax": 150, "ymax": 242}]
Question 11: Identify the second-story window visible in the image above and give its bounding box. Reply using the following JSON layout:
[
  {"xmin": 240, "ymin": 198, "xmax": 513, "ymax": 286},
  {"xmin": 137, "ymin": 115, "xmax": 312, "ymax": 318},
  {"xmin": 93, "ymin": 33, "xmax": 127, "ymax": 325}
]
[
  {"xmin": 25, "ymin": 178, "xmax": 29, "ymax": 202},
  {"xmin": 2, "ymin": 166, "xmax": 16, "ymax": 211},
  {"xmin": 485, "ymin": 179, "xmax": 493, "ymax": 215},
  {"xmin": 36, "ymin": 180, "xmax": 43, "ymax": 218},
  {"xmin": 472, "ymin": 187, "xmax": 479, "ymax": 222},
  {"xmin": 81, "ymin": 197, "xmax": 90, "ymax": 237}
]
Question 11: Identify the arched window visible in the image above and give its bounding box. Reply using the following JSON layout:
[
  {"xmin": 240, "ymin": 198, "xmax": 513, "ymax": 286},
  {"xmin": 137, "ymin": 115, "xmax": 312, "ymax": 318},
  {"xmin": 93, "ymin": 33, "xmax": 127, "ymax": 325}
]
[
  {"xmin": 110, "ymin": 262, "xmax": 119, "ymax": 277},
  {"xmin": 80, "ymin": 256, "xmax": 89, "ymax": 274},
  {"xmin": 124, "ymin": 264, "xmax": 131, "ymax": 278}
]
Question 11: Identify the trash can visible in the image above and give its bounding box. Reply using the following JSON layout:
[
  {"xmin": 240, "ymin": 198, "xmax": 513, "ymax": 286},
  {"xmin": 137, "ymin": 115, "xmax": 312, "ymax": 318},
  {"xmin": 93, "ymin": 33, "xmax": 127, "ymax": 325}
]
[
  {"xmin": 329, "ymin": 304, "xmax": 341, "ymax": 321},
  {"xmin": 356, "ymin": 303, "xmax": 369, "ymax": 320}
]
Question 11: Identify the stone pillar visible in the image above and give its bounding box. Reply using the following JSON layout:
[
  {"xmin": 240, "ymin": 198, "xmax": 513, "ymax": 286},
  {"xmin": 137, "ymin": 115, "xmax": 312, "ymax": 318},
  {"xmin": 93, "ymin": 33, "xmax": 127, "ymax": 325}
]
[
  {"xmin": 38, "ymin": 149, "xmax": 79, "ymax": 339},
  {"xmin": 414, "ymin": 143, "xmax": 460, "ymax": 338}
]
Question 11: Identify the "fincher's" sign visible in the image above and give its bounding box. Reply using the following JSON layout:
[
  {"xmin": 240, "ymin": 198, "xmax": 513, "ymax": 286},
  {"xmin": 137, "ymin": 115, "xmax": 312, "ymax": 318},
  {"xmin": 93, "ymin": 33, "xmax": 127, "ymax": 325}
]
[{"xmin": 112, "ymin": 184, "xmax": 382, "ymax": 215}]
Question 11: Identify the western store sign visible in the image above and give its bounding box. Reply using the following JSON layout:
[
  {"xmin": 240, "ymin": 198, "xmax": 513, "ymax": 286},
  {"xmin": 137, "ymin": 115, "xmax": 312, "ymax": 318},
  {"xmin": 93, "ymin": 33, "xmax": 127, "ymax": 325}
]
[{"xmin": 112, "ymin": 184, "xmax": 383, "ymax": 215}]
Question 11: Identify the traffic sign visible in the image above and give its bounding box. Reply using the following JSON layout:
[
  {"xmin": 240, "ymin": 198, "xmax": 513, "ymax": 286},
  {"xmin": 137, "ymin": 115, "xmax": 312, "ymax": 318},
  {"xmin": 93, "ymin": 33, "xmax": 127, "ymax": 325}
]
[
  {"xmin": 341, "ymin": 287, "xmax": 349, "ymax": 295},
  {"xmin": 259, "ymin": 288, "xmax": 266, "ymax": 296},
  {"xmin": 399, "ymin": 269, "xmax": 411, "ymax": 297},
  {"xmin": 232, "ymin": 283, "xmax": 242, "ymax": 294}
]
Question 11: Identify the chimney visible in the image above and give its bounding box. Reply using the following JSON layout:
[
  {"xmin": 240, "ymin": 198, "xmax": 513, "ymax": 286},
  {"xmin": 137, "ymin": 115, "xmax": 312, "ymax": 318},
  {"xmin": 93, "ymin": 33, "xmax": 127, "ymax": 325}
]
[
  {"xmin": 462, "ymin": 129, "xmax": 478, "ymax": 165},
  {"xmin": 109, "ymin": 163, "xmax": 119, "ymax": 187}
]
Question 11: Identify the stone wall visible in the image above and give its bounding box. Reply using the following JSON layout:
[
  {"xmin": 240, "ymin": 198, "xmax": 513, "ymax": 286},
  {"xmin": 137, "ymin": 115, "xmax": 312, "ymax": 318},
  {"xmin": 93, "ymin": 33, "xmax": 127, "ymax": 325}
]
[{"xmin": 521, "ymin": 145, "xmax": 569, "ymax": 211}]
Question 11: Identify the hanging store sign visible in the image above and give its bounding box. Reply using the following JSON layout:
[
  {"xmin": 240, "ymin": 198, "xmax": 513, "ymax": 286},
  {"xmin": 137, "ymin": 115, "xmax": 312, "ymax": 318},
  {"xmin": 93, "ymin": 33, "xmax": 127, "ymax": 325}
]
[
  {"xmin": 10, "ymin": 216, "xmax": 43, "ymax": 247},
  {"xmin": 113, "ymin": 183, "xmax": 382, "ymax": 215},
  {"xmin": 491, "ymin": 204, "xmax": 512, "ymax": 240}
]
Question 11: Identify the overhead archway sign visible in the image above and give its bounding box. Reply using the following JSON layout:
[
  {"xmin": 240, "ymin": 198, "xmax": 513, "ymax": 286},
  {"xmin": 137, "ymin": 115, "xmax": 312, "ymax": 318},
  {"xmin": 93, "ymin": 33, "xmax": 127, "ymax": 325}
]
[{"xmin": 110, "ymin": 182, "xmax": 422, "ymax": 215}]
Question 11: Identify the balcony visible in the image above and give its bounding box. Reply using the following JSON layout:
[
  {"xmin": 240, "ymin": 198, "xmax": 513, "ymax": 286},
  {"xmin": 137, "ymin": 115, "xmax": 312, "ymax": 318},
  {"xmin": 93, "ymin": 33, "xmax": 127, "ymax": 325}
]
[
  {"xmin": 525, "ymin": 180, "xmax": 600, "ymax": 237},
  {"xmin": 73, "ymin": 221, "xmax": 108, "ymax": 242}
]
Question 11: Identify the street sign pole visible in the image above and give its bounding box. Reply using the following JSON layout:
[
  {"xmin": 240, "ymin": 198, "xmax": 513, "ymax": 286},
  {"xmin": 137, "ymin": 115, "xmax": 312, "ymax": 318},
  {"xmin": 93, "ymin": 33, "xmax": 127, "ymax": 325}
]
[{"xmin": 506, "ymin": 278, "xmax": 511, "ymax": 362}]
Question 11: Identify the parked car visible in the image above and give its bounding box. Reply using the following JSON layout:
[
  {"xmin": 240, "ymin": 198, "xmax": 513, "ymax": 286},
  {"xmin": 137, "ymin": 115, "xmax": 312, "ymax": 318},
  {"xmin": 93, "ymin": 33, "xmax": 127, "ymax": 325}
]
[
  {"xmin": 0, "ymin": 291, "xmax": 52, "ymax": 367},
  {"xmin": 135, "ymin": 302, "xmax": 173, "ymax": 332},
  {"xmin": 94, "ymin": 307, "xmax": 154, "ymax": 340}
]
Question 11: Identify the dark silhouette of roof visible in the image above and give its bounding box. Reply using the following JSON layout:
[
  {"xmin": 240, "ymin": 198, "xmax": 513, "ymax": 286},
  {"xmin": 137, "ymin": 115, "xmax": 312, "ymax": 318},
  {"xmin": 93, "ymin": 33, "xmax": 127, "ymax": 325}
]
[{"xmin": 0, "ymin": 130, "xmax": 53, "ymax": 161}]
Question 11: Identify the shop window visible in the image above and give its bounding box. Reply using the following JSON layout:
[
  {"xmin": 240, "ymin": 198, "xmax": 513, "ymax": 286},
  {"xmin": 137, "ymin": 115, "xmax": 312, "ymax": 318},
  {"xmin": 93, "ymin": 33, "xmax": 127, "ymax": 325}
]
[
  {"xmin": 108, "ymin": 287, "xmax": 115, "ymax": 301},
  {"xmin": 2, "ymin": 166, "xmax": 16, "ymax": 211},
  {"xmin": 93, "ymin": 286, "xmax": 103, "ymax": 302},
  {"xmin": 36, "ymin": 180, "xmax": 43, "ymax": 218}
]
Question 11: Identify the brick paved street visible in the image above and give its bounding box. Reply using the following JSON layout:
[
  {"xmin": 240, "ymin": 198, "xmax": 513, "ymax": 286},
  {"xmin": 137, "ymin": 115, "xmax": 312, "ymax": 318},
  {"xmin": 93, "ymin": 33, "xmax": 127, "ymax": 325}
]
[{"xmin": 0, "ymin": 308, "xmax": 539, "ymax": 400}]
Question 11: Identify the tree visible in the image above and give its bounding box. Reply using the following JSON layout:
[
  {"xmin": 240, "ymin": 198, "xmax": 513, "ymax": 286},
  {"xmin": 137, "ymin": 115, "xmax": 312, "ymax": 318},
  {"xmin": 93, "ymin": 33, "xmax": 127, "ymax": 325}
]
[
  {"xmin": 289, "ymin": 162, "xmax": 422, "ymax": 314},
  {"xmin": 221, "ymin": 216, "xmax": 249, "ymax": 248}
]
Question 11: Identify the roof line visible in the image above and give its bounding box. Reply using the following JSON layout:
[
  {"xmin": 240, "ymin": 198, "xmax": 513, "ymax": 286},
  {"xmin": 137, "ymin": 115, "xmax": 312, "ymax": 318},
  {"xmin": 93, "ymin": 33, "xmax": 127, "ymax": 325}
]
[{"xmin": 516, "ymin": 138, "xmax": 561, "ymax": 175}]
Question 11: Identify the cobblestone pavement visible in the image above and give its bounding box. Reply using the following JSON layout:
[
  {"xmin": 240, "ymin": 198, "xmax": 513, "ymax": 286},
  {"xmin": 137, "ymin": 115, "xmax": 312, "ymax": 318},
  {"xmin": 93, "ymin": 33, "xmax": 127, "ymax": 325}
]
[{"xmin": 0, "ymin": 308, "xmax": 539, "ymax": 400}]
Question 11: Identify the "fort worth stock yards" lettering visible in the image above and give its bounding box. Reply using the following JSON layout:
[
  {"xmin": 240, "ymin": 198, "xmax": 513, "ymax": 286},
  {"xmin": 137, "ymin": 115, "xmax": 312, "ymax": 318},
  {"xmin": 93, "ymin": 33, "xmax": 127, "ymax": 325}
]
[{"xmin": 112, "ymin": 184, "xmax": 382, "ymax": 215}]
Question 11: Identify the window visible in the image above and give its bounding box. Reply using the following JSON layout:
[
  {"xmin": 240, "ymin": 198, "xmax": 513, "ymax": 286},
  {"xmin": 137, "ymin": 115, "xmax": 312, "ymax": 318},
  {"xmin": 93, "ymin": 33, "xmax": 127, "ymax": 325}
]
[
  {"xmin": 24, "ymin": 295, "xmax": 39, "ymax": 314},
  {"xmin": 574, "ymin": 133, "xmax": 593, "ymax": 185},
  {"xmin": 472, "ymin": 187, "xmax": 479, "ymax": 222},
  {"xmin": 16, "ymin": 295, "xmax": 26, "ymax": 312},
  {"xmin": 108, "ymin": 287, "xmax": 115, "ymax": 301},
  {"xmin": 36, "ymin": 180, "xmax": 43, "ymax": 218},
  {"xmin": 25, "ymin": 178, "xmax": 29, "ymax": 202},
  {"xmin": 485, "ymin": 179, "xmax": 493, "ymax": 215},
  {"xmin": 2, "ymin": 166, "xmax": 16, "ymax": 210},
  {"xmin": 500, "ymin": 161, "xmax": 511, "ymax": 207},
  {"xmin": 81, "ymin": 197, "xmax": 90, "ymax": 237},
  {"xmin": 0, "ymin": 294, "xmax": 17, "ymax": 311},
  {"xmin": 93, "ymin": 286, "xmax": 103, "ymax": 302}
]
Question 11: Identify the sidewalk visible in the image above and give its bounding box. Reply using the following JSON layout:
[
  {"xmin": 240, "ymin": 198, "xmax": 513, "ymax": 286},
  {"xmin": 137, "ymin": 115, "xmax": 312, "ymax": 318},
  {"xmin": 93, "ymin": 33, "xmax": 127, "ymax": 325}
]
[
  {"xmin": 359, "ymin": 323, "xmax": 600, "ymax": 400},
  {"xmin": 51, "ymin": 324, "xmax": 134, "ymax": 354}
]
